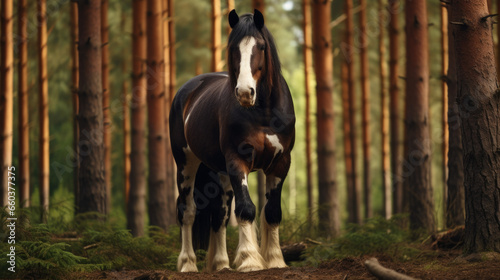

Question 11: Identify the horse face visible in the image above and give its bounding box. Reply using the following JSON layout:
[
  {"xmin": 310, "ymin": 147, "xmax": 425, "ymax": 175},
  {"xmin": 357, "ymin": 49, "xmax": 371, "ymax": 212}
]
[{"xmin": 234, "ymin": 35, "xmax": 266, "ymax": 108}]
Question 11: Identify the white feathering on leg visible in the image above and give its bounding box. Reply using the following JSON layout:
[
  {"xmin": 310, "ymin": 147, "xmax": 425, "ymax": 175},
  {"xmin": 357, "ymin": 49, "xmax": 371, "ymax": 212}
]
[
  {"xmin": 260, "ymin": 203, "xmax": 287, "ymax": 268},
  {"xmin": 234, "ymin": 219, "xmax": 266, "ymax": 272}
]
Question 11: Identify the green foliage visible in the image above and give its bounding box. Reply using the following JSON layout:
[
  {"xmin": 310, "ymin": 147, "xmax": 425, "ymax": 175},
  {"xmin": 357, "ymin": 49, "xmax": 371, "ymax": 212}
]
[{"xmin": 300, "ymin": 216, "xmax": 420, "ymax": 267}]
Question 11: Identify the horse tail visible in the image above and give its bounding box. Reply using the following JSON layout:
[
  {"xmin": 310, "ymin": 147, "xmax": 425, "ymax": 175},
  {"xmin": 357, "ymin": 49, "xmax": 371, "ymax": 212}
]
[{"xmin": 191, "ymin": 163, "xmax": 222, "ymax": 251}]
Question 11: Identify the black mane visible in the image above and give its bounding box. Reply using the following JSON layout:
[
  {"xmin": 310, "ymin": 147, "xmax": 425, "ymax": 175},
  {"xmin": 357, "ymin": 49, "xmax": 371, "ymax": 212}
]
[{"xmin": 227, "ymin": 13, "xmax": 282, "ymax": 97}]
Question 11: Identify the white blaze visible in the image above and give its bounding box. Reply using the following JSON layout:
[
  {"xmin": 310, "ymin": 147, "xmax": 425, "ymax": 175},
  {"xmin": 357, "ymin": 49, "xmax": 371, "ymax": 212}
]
[{"xmin": 237, "ymin": 36, "xmax": 257, "ymax": 103}]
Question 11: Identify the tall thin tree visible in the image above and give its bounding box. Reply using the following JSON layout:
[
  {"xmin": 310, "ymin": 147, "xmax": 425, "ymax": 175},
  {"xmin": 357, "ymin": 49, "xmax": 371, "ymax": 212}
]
[
  {"xmin": 18, "ymin": 0, "xmax": 30, "ymax": 207},
  {"xmin": 167, "ymin": 0, "xmax": 176, "ymax": 99},
  {"xmin": 38, "ymin": 0, "xmax": 50, "ymax": 222},
  {"xmin": 162, "ymin": 0, "xmax": 176, "ymax": 227},
  {"xmin": 0, "ymin": 0, "xmax": 14, "ymax": 207},
  {"xmin": 388, "ymin": 0, "xmax": 403, "ymax": 215},
  {"xmin": 379, "ymin": 0, "xmax": 391, "ymax": 219},
  {"xmin": 101, "ymin": 0, "xmax": 112, "ymax": 211},
  {"xmin": 70, "ymin": 0, "xmax": 80, "ymax": 213},
  {"xmin": 121, "ymin": 12, "xmax": 131, "ymax": 210},
  {"xmin": 344, "ymin": 0, "xmax": 361, "ymax": 225},
  {"xmin": 359, "ymin": 0, "xmax": 371, "ymax": 219},
  {"xmin": 441, "ymin": 1, "xmax": 449, "ymax": 224},
  {"xmin": 312, "ymin": 0, "xmax": 340, "ymax": 237},
  {"xmin": 446, "ymin": 1, "xmax": 464, "ymax": 229},
  {"xmin": 128, "ymin": 0, "xmax": 148, "ymax": 236},
  {"xmin": 302, "ymin": 0, "xmax": 314, "ymax": 228},
  {"xmin": 211, "ymin": 0, "xmax": 222, "ymax": 72},
  {"xmin": 147, "ymin": 0, "xmax": 169, "ymax": 231},
  {"xmin": 405, "ymin": 0, "xmax": 435, "ymax": 235},
  {"xmin": 252, "ymin": 0, "xmax": 265, "ymax": 13},
  {"xmin": 77, "ymin": 0, "xmax": 107, "ymax": 215},
  {"xmin": 450, "ymin": 0, "xmax": 500, "ymax": 253}
]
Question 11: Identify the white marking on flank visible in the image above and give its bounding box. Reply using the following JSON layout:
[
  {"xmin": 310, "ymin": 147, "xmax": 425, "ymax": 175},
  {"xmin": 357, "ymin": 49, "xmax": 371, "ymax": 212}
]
[
  {"xmin": 266, "ymin": 134, "xmax": 283, "ymax": 158},
  {"xmin": 237, "ymin": 36, "xmax": 257, "ymax": 104}
]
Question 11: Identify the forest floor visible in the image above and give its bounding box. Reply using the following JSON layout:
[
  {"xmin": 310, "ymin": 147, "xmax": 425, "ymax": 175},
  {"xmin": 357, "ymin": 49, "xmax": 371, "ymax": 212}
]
[{"xmin": 72, "ymin": 248, "xmax": 500, "ymax": 280}]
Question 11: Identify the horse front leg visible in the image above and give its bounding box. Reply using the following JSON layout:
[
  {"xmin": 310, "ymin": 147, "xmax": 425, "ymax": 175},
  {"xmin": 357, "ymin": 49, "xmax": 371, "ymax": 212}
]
[
  {"xmin": 227, "ymin": 159, "xmax": 266, "ymax": 272},
  {"xmin": 260, "ymin": 155, "xmax": 290, "ymax": 268}
]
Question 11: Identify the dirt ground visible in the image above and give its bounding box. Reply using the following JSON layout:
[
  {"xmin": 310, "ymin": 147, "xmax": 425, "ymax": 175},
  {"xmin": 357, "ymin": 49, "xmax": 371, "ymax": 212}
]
[{"xmin": 71, "ymin": 249, "xmax": 500, "ymax": 280}]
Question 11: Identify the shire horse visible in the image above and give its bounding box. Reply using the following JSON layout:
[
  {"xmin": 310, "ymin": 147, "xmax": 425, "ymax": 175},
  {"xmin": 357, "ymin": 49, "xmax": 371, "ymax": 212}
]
[{"xmin": 170, "ymin": 9, "xmax": 295, "ymax": 272}]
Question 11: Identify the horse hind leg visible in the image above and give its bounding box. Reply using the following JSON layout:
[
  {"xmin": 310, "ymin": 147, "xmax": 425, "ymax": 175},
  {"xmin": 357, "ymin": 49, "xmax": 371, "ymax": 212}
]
[
  {"xmin": 176, "ymin": 146, "xmax": 201, "ymax": 272},
  {"xmin": 206, "ymin": 173, "xmax": 232, "ymax": 272}
]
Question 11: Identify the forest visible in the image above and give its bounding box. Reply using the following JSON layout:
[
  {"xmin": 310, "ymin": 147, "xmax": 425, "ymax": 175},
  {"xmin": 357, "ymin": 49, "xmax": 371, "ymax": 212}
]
[{"xmin": 0, "ymin": 0, "xmax": 499, "ymax": 279}]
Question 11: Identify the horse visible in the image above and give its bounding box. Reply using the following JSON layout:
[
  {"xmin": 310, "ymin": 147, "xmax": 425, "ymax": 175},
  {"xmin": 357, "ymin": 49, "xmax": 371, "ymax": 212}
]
[{"xmin": 170, "ymin": 9, "xmax": 295, "ymax": 272}]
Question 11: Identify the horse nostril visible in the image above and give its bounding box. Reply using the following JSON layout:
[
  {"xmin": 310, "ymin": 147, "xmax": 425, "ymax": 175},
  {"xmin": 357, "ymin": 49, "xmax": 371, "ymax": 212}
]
[{"xmin": 250, "ymin": 88, "xmax": 255, "ymax": 97}]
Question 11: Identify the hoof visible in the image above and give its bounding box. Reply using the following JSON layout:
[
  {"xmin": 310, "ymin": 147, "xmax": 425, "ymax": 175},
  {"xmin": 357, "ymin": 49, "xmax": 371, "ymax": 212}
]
[{"xmin": 177, "ymin": 252, "xmax": 198, "ymax": 272}]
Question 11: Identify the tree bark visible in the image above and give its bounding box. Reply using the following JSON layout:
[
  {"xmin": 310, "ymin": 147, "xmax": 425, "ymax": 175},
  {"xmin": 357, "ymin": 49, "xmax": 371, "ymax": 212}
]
[
  {"xmin": 147, "ymin": 0, "xmax": 169, "ymax": 231},
  {"xmin": 302, "ymin": 0, "xmax": 314, "ymax": 229},
  {"xmin": 18, "ymin": 0, "xmax": 30, "ymax": 208},
  {"xmin": 167, "ymin": 0, "xmax": 176, "ymax": 99},
  {"xmin": 252, "ymin": 0, "xmax": 265, "ymax": 13},
  {"xmin": 446, "ymin": 2, "xmax": 465, "ymax": 229},
  {"xmin": 379, "ymin": 0, "xmax": 391, "ymax": 219},
  {"xmin": 359, "ymin": 0, "xmax": 371, "ymax": 220},
  {"xmin": 162, "ymin": 0, "xmax": 176, "ymax": 227},
  {"xmin": 77, "ymin": 0, "xmax": 107, "ymax": 215},
  {"xmin": 128, "ymin": 0, "xmax": 147, "ymax": 236},
  {"xmin": 70, "ymin": 0, "xmax": 80, "ymax": 216},
  {"xmin": 441, "ymin": 2, "xmax": 449, "ymax": 225},
  {"xmin": 405, "ymin": 0, "xmax": 435, "ymax": 235},
  {"xmin": 312, "ymin": 0, "xmax": 340, "ymax": 237},
  {"xmin": 342, "ymin": 56, "xmax": 354, "ymax": 217},
  {"xmin": 101, "ymin": 0, "xmax": 112, "ymax": 212},
  {"xmin": 388, "ymin": 0, "xmax": 403, "ymax": 215},
  {"xmin": 211, "ymin": 0, "xmax": 222, "ymax": 72},
  {"xmin": 38, "ymin": 0, "xmax": 50, "ymax": 222},
  {"xmin": 344, "ymin": 0, "xmax": 361, "ymax": 225},
  {"xmin": 121, "ymin": 12, "xmax": 131, "ymax": 211},
  {"xmin": 450, "ymin": 0, "xmax": 500, "ymax": 253},
  {"xmin": 0, "ymin": 0, "xmax": 13, "ymax": 207}
]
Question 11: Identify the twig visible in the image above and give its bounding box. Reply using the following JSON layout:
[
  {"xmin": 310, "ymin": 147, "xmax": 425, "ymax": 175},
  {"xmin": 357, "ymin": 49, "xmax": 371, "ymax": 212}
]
[
  {"xmin": 305, "ymin": 238, "xmax": 322, "ymax": 245},
  {"xmin": 84, "ymin": 243, "xmax": 99, "ymax": 250},
  {"xmin": 364, "ymin": 258, "xmax": 417, "ymax": 280}
]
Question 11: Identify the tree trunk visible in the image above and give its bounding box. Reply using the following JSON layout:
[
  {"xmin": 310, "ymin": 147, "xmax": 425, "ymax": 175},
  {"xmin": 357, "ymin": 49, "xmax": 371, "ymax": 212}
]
[
  {"xmin": 441, "ymin": 2, "xmax": 449, "ymax": 225},
  {"xmin": 77, "ymin": 0, "xmax": 107, "ymax": 215},
  {"xmin": 70, "ymin": 0, "xmax": 80, "ymax": 215},
  {"xmin": 379, "ymin": 0, "xmax": 391, "ymax": 219},
  {"xmin": 167, "ymin": 0, "xmax": 176, "ymax": 99},
  {"xmin": 226, "ymin": 0, "xmax": 235, "ymax": 35},
  {"xmin": 302, "ymin": 0, "xmax": 314, "ymax": 229},
  {"xmin": 101, "ymin": 0, "xmax": 112, "ymax": 212},
  {"xmin": 341, "ymin": 56, "xmax": 354, "ymax": 218},
  {"xmin": 121, "ymin": 12, "xmax": 131, "ymax": 211},
  {"xmin": 344, "ymin": 0, "xmax": 361, "ymax": 225},
  {"xmin": 128, "ymin": 0, "xmax": 147, "ymax": 237},
  {"xmin": 0, "ymin": 0, "xmax": 13, "ymax": 207},
  {"xmin": 162, "ymin": 0, "xmax": 176, "ymax": 227},
  {"xmin": 147, "ymin": 0, "xmax": 169, "ymax": 231},
  {"xmin": 252, "ymin": 0, "xmax": 265, "ymax": 13},
  {"xmin": 18, "ymin": 0, "xmax": 30, "ymax": 208},
  {"xmin": 312, "ymin": 0, "xmax": 340, "ymax": 237},
  {"xmin": 450, "ymin": 0, "xmax": 500, "ymax": 253},
  {"xmin": 388, "ymin": 0, "xmax": 403, "ymax": 215},
  {"xmin": 211, "ymin": 0, "xmax": 222, "ymax": 72},
  {"xmin": 38, "ymin": 0, "xmax": 50, "ymax": 222},
  {"xmin": 405, "ymin": 0, "xmax": 435, "ymax": 235},
  {"xmin": 359, "ymin": 0, "xmax": 371, "ymax": 220},
  {"xmin": 445, "ymin": 2, "xmax": 464, "ymax": 229}
]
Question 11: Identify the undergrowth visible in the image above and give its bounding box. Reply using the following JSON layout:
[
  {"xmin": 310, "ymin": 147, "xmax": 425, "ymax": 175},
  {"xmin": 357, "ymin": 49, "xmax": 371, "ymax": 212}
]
[
  {"xmin": 1, "ymin": 206, "xmax": 426, "ymax": 279},
  {"xmin": 298, "ymin": 215, "xmax": 421, "ymax": 267}
]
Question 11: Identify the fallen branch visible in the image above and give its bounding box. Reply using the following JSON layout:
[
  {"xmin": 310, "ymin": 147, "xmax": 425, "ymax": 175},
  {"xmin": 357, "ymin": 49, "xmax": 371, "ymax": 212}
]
[
  {"xmin": 281, "ymin": 242, "xmax": 307, "ymax": 262},
  {"xmin": 364, "ymin": 258, "xmax": 416, "ymax": 280}
]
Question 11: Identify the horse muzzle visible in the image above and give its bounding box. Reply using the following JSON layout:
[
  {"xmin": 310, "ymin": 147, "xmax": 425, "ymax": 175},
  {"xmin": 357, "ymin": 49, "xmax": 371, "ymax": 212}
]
[{"xmin": 235, "ymin": 87, "xmax": 256, "ymax": 107}]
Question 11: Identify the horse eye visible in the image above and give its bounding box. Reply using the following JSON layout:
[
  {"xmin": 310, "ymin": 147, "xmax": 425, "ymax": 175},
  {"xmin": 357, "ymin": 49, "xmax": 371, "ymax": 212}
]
[
  {"xmin": 258, "ymin": 66, "xmax": 263, "ymax": 71},
  {"xmin": 260, "ymin": 45, "xmax": 265, "ymax": 51}
]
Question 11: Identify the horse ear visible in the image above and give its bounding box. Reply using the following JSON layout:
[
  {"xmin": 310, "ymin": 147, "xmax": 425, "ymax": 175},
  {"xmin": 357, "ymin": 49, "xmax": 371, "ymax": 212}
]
[
  {"xmin": 254, "ymin": 9, "xmax": 264, "ymax": 30},
  {"xmin": 229, "ymin": 9, "xmax": 239, "ymax": 29}
]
